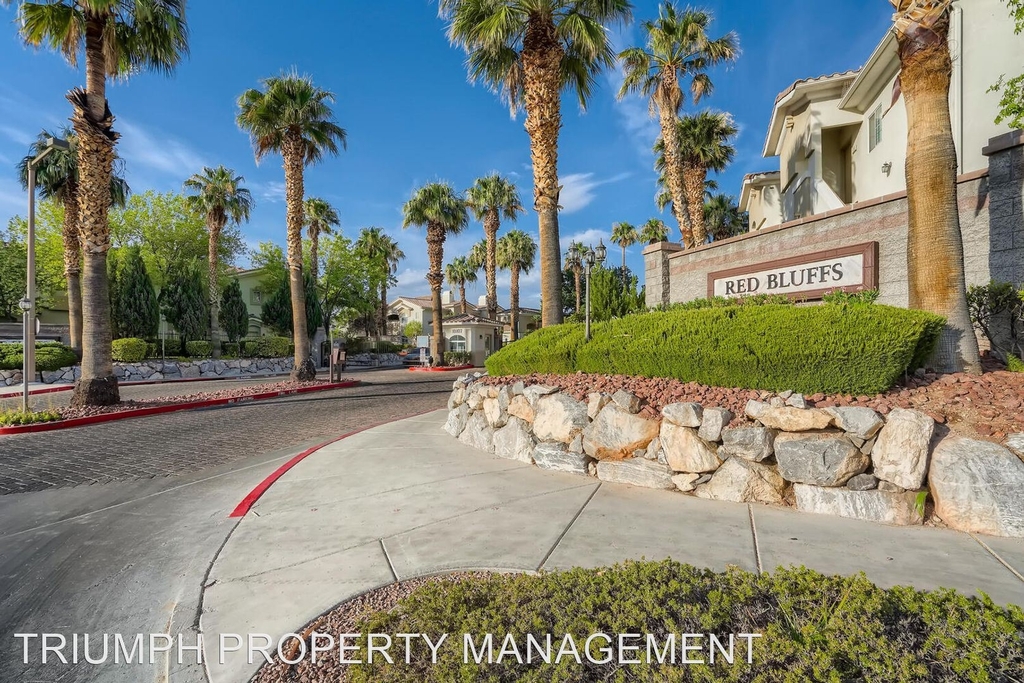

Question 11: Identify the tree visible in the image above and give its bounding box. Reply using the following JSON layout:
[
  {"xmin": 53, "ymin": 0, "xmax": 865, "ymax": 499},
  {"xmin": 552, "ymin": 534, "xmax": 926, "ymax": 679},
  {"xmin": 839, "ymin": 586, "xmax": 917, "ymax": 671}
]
[
  {"xmin": 611, "ymin": 222, "xmax": 639, "ymax": 283},
  {"xmin": 17, "ymin": 128, "xmax": 129, "ymax": 353},
  {"xmin": 619, "ymin": 3, "xmax": 738, "ymax": 248},
  {"xmin": 589, "ymin": 265, "xmax": 645, "ymax": 322},
  {"xmin": 2, "ymin": 209, "xmax": 65, "ymax": 320},
  {"xmin": 891, "ymin": 0, "xmax": 981, "ymax": 374},
  {"xmin": 441, "ymin": 0, "xmax": 631, "ymax": 328},
  {"xmin": 7, "ymin": 0, "xmax": 189, "ymax": 406},
  {"xmin": 249, "ymin": 241, "xmax": 289, "ymax": 295},
  {"xmin": 160, "ymin": 261, "xmax": 208, "ymax": 355},
  {"xmin": 237, "ymin": 72, "xmax": 347, "ymax": 381},
  {"xmin": 445, "ymin": 256, "xmax": 478, "ymax": 314},
  {"xmin": 403, "ymin": 320, "xmax": 423, "ymax": 341},
  {"xmin": 640, "ymin": 218, "xmax": 669, "ymax": 244},
  {"xmin": 402, "ymin": 182, "xmax": 468, "ymax": 364},
  {"xmin": 676, "ymin": 111, "xmax": 737, "ymax": 245},
  {"xmin": 497, "ymin": 230, "xmax": 537, "ymax": 342},
  {"xmin": 466, "ymin": 173, "xmax": 523, "ymax": 321},
  {"xmin": 564, "ymin": 240, "xmax": 585, "ymax": 314},
  {"xmin": 560, "ymin": 266, "xmax": 578, "ymax": 316},
  {"xmin": 354, "ymin": 227, "xmax": 404, "ymax": 336},
  {"xmin": 303, "ymin": 197, "xmax": 340, "ymax": 284},
  {"xmin": 260, "ymin": 271, "xmax": 322, "ymax": 341},
  {"xmin": 704, "ymin": 193, "xmax": 745, "ymax": 241},
  {"xmin": 315, "ymin": 234, "xmax": 381, "ymax": 340},
  {"xmin": 183, "ymin": 166, "xmax": 253, "ymax": 359},
  {"xmin": 111, "ymin": 246, "xmax": 159, "ymax": 340},
  {"xmin": 219, "ymin": 278, "xmax": 249, "ymax": 344},
  {"xmin": 991, "ymin": 0, "xmax": 1024, "ymax": 128}
]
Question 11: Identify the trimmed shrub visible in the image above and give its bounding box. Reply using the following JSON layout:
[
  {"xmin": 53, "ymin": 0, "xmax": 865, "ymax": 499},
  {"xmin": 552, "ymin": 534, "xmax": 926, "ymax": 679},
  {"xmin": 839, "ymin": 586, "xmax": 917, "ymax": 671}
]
[
  {"xmin": 242, "ymin": 336, "xmax": 292, "ymax": 358},
  {"xmin": 184, "ymin": 340, "xmax": 212, "ymax": 358},
  {"xmin": 0, "ymin": 409, "xmax": 61, "ymax": 426},
  {"xmin": 344, "ymin": 562, "xmax": 1024, "ymax": 683},
  {"xmin": 111, "ymin": 338, "xmax": 148, "ymax": 363},
  {"xmin": 0, "ymin": 342, "xmax": 78, "ymax": 372},
  {"xmin": 486, "ymin": 305, "xmax": 945, "ymax": 395},
  {"xmin": 221, "ymin": 342, "xmax": 240, "ymax": 358},
  {"xmin": 443, "ymin": 351, "xmax": 472, "ymax": 366}
]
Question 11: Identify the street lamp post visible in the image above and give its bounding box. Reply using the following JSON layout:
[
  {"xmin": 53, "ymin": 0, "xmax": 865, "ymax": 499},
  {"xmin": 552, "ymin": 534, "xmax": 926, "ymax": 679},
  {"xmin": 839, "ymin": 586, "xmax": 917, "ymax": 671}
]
[
  {"xmin": 22, "ymin": 136, "xmax": 70, "ymax": 412},
  {"xmin": 567, "ymin": 240, "xmax": 606, "ymax": 341}
]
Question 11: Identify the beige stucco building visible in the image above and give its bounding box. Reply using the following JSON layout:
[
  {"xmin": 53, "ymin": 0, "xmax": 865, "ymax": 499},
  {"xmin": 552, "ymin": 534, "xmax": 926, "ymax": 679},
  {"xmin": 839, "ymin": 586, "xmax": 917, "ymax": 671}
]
[
  {"xmin": 742, "ymin": 0, "xmax": 1022, "ymax": 226},
  {"xmin": 388, "ymin": 292, "xmax": 540, "ymax": 344}
]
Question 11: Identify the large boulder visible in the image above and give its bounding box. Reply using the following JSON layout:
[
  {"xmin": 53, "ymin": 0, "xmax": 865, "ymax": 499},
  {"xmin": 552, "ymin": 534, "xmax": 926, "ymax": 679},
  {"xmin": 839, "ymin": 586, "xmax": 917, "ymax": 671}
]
[
  {"xmin": 443, "ymin": 403, "xmax": 470, "ymax": 437},
  {"xmin": 825, "ymin": 407, "xmax": 884, "ymax": 440},
  {"xmin": 719, "ymin": 426, "xmax": 775, "ymax": 462},
  {"xmin": 582, "ymin": 403, "xmax": 661, "ymax": 461},
  {"xmin": 458, "ymin": 411, "xmax": 494, "ymax": 453},
  {"xmin": 694, "ymin": 458, "xmax": 786, "ymax": 505},
  {"xmin": 756, "ymin": 406, "xmax": 834, "ymax": 432},
  {"xmin": 929, "ymin": 437, "xmax": 1024, "ymax": 537},
  {"xmin": 533, "ymin": 394, "xmax": 589, "ymax": 444},
  {"xmin": 794, "ymin": 485, "xmax": 924, "ymax": 526},
  {"xmin": 744, "ymin": 400, "xmax": 769, "ymax": 420},
  {"xmin": 532, "ymin": 442, "xmax": 590, "ymax": 476},
  {"xmin": 774, "ymin": 431, "xmax": 869, "ymax": 487},
  {"xmin": 1005, "ymin": 434, "xmax": 1024, "ymax": 459},
  {"xmin": 587, "ymin": 393, "xmax": 611, "ymax": 420},
  {"xmin": 482, "ymin": 389, "xmax": 510, "ymax": 428},
  {"xmin": 507, "ymin": 395, "xmax": 536, "ymax": 423},
  {"xmin": 697, "ymin": 408, "xmax": 733, "ymax": 443},
  {"xmin": 611, "ymin": 390, "xmax": 642, "ymax": 414},
  {"xmin": 660, "ymin": 423, "xmax": 722, "ymax": 473},
  {"xmin": 662, "ymin": 402, "xmax": 703, "ymax": 428},
  {"xmin": 596, "ymin": 459, "xmax": 675, "ymax": 489},
  {"xmin": 872, "ymin": 408, "xmax": 935, "ymax": 490},
  {"xmin": 523, "ymin": 384, "xmax": 559, "ymax": 406},
  {"xmin": 492, "ymin": 417, "xmax": 536, "ymax": 464},
  {"xmin": 672, "ymin": 472, "xmax": 701, "ymax": 492}
]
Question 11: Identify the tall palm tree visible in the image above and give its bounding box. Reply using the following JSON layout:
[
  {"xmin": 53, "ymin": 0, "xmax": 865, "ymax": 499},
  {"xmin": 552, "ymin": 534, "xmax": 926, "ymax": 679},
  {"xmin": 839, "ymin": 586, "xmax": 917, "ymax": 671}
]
[
  {"xmin": 497, "ymin": 230, "xmax": 537, "ymax": 341},
  {"xmin": 640, "ymin": 218, "xmax": 669, "ymax": 244},
  {"xmin": 7, "ymin": 0, "xmax": 189, "ymax": 406},
  {"xmin": 237, "ymin": 72, "xmax": 347, "ymax": 381},
  {"xmin": 402, "ymin": 182, "xmax": 468, "ymax": 364},
  {"xmin": 441, "ymin": 0, "xmax": 632, "ymax": 328},
  {"xmin": 303, "ymin": 197, "xmax": 340, "ymax": 283},
  {"xmin": 610, "ymin": 221, "xmax": 638, "ymax": 282},
  {"xmin": 703, "ymin": 193, "xmax": 744, "ymax": 241},
  {"xmin": 183, "ymin": 166, "xmax": 253, "ymax": 359},
  {"xmin": 618, "ymin": 3, "xmax": 738, "ymax": 248},
  {"xmin": 466, "ymin": 173, "xmax": 523, "ymax": 321},
  {"xmin": 17, "ymin": 128, "xmax": 129, "ymax": 354},
  {"xmin": 445, "ymin": 256, "xmax": 478, "ymax": 315},
  {"xmin": 566, "ymin": 240, "xmax": 585, "ymax": 314},
  {"xmin": 356, "ymin": 227, "xmax": 405, "ymax": 336},
  {"xmin": 890, "ymin": 0, "xmax": 980, "ymax": 374},
  {"xmin": 677, "ymin": 111, "xmax": 736, "ymax": 245}
]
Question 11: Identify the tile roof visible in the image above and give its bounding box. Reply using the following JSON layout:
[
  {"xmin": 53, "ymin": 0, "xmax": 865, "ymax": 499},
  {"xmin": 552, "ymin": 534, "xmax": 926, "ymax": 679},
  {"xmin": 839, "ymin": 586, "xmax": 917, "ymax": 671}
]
[{"xmin": 774, "ymin": 69, "xmax": 861, "ymax": 104}]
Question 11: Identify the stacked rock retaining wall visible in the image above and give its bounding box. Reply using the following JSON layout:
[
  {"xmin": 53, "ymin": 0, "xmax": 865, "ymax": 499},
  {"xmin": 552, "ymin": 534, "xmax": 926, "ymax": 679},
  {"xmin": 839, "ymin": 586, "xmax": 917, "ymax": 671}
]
[{"xmin": 0, "ymin": 357, "xmax": 296, "ymax": 387}]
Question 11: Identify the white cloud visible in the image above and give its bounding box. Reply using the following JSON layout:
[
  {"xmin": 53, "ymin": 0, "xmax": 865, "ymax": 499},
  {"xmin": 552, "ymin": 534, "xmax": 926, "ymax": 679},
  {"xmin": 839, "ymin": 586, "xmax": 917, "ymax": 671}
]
[
  {"xmin": 0, "ymin": 125, "xmax": 32, "ymax": 148},
  {"xmin": 117, "ymin": 118, "xmax": 207, "ymax": 179},
  {"xmin": 560, "ymin": 228, "xmax": 609, "ymax": 249},
  {"xmin": 559, "ymin": 172, "xmax": 630, "ymax": 214},
  {"xmin": 0, "ymin": 177, "xmax": 25, "ymax": 216},
  {"xmin": 605, "ymin": 25, "xmax": 661, "ymax": 157},
  {"xmin": 254, "ymin": 181, "xmax": 286, "ymax": 203},
  {"xmin": 395, "ymin": 267, "xmax": 427, "ymax": 289}
]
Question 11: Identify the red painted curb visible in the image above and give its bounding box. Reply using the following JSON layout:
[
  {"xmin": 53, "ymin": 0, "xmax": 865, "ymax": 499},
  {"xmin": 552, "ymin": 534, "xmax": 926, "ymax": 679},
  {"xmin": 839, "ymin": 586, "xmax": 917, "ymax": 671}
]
[
  {"xmin": 0, "ymin": 381, "xmax": 360, "ymax": 435},
  {"xmin": 408, "ymin": 365, "xmax": 475, "ymax": 373},
  {"xmin": 229, "ymin": 407, "xmax": 439, "ymax": 518}
]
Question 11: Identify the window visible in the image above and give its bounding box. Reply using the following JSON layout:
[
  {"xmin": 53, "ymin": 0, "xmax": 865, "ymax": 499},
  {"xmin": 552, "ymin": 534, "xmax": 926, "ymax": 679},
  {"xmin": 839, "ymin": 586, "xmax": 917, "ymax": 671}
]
[
  {"xmin": 449, "ymin": 334, "xmax": 467, "ymax": 352},
  {"xmin": 868, "ymin": 104, "xmax": 883, "ymax": 151},
  {"xmin": 250, "ymin": 289, "xmax": 263, "ymax": 305}
]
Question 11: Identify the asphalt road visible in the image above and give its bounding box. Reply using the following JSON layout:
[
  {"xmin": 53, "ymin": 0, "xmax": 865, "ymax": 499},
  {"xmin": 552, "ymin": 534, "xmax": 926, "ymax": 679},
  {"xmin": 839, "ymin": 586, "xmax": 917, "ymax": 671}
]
[{"xmin": 0, "ymin": 368, "xmax": 455, "ymax": 683}]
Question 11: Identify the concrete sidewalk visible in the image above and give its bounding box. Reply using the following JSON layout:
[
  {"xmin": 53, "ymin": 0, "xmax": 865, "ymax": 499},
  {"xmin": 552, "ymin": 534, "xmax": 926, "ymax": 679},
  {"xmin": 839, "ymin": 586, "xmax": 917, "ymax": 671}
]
[{"xmin": 201, "ymin": 409, "xmax": 1024, "ymax": 683}]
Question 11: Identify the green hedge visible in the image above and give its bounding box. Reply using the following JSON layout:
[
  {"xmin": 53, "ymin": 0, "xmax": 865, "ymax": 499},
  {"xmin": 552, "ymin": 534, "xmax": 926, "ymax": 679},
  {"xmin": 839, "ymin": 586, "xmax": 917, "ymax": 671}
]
[
  {"xmin": 241, "ymin": 336, "xmax": 293, "ymax": 358},
  {"xmin": 0, "ymin": 342, "xmax": 78, "ymax": 372},
  {"xmin": 346, "ymin": 562, "xmax": 1023, "ymax": 682},
  {"xmin": 222, "ymin": 342, "xmax": 240, "ymax": 358},
  {"xmin": 443, "ymin": 351, "xmax": 472, "ymax": 366},
  {"xmin": 184, "ymin": 340, "xmax": 212, "ymax": 358},
  {"xmin": 486, "ymin": 305, "xmax": 944, "ymax": 395},
  {"xmin": 111, "ymin": 337, "xmax": 148, "ymax": 363}
]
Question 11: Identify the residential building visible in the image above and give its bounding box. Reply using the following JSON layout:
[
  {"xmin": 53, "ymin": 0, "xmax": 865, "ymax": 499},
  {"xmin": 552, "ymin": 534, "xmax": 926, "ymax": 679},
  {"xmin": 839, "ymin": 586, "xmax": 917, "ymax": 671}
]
[
  {"xmin": 231, "ymin": 267, "xmax": 274, "ymax": 337},
  {"xmin": 387, "ymin": 291, "xmax": 540, "ymax": 343}
]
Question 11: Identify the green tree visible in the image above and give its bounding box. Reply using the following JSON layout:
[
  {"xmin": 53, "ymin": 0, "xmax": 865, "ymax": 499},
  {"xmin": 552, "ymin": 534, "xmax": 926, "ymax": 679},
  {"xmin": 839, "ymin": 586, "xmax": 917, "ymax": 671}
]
[
  {"xmin": 560, "ymin": 266, "xmax": 577, "ymax": 316},
  {"xmin": 160, "ymin": 261, "xmax": 208, "ymax": 355},
  {"xmin": 6, "ymin": 0, "xmax": 189, "ymax": 406},
  {"xmin": 611, "ymin": 222, "xmax": 638, "ymax": 283},
  {"xmin": 441, "ymin": 0, "xmax": 632, "ymax": 328},
  {"xmin": 640, "ymin": 218, "xmax": 669, "ymax": 244},
  {"xmin": 249, "ymin": 241, "xmax": 289, "ymax": 295},
  {"xmin": 2, "ymin": 209, "xmax": 65, "ymax": 319},
  {"xmin": 183, "ymin": 166, "xmax": 253, "ymax": 358},
  {"xmin": 0, "ymin": 228, "xmax": 29, "ymax": 322},
  {"xmin": 466, "ymin": 173, "xmax": 523, "ymax": 321},
  {"xmin": 704, "ymin": 193, "xmax": 745, "ymax": 241},
  {"xmin": 991, "ymin": 0, "xmax": 1024, "ymax": 128},
  {"xmin": 304, "ymin": 197, "xmax": 340, "ymax": 284},
  {"xmin": 590, "ymin": 265, "xmax": 645, "ymax": 322},
  {"xmin": 315, "ymin": 234, "xmax": 380, "ymax": 339},
  {"xmin": 402, "ymin": 182, "xmax": 468, "ymax": 363},
  {"xmin": 497, "ymin": 230, "xmax": 537, "ymax": 342},
  {"xmin": 445, "ymin": 256, "xmax": 478, "ymax": 315},
  {"xmin": 676, "ymin": 111, "xmax": 737, "ymax": 244},
  {"xmin": 354, "ymin": 227, "xmax": 403, "ymax": 335},
  {"xmin": 619, "ymin": 3, "xmax": 738, "ymax": 247},
  {"xmin": 403, "ymin": 320, "xmax": 422, "ymax": 341},
  {"xmin": 564, "ymin": 240, "xmax": 585, "ymax": 314},
  {"xmin": 260, "ymin": 270, "xmax": 322, "ymax": 340},
  {"xmin": 219, "ymin": 278, "xmax": 249, "ymax": 344},
  {"xmin": 237, "ymin": 71, "xmax": 347, "ymax": 381},
  {"xmin": 111, "ymin": 246, "xmax": 159, "ymax": 340}
]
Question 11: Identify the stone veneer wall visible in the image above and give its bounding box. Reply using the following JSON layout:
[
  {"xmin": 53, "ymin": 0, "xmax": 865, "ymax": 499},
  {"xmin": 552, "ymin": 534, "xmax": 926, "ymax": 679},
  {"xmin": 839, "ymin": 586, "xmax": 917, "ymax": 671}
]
[
  {"xmin": 444, "ymin": 375, "xmax": 1024, "ymax": 538},
  {"xmin": 0, "ymin": 357, "xmax": 297, "ymax": 387},
  {"xmin": 644, "ymin": 131, "xmax": 1024, "ymax": 310}
]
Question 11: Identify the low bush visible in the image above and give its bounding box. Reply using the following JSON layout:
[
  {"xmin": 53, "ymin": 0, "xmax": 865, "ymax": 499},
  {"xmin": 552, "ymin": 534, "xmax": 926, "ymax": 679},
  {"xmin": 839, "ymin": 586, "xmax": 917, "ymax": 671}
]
[
  {"xmin": 242, "ymin": 336, "xmax": 293, "ymax": 358},
  {"xmin": 443, "ymin": 351, "xmax": 472, "ymax": 366},
  {"xmin": 111, "ymin": 337, "xmax": 148, "ymax": 363},
  {"xmin": 221, "ymin": 342, "xmax": 240, "ymax": 358},
  {"xmin": 145, "ymin": 342, "xmax": 159, "ymax": 359},
  {"xmin": 184, "ymin": 340, "xmax": 212, "ymax": 358},
  {"xmin": 656, "ymin": 293, "xmax": 794, "ymax": 312},
  {"xmin": 0, "ymin": 342, "xmax": 78, "ymax": 372},
  {"xmin": 486, "ymin": 304, "xmax": 944, "ymax": 395},
  {"xmin": 346, "ymin": 561, "xmax": 1023, "ymax": 682},
  {"xmin": 0, "ymin": 408, "xmax": 61, "ymax": 427}
]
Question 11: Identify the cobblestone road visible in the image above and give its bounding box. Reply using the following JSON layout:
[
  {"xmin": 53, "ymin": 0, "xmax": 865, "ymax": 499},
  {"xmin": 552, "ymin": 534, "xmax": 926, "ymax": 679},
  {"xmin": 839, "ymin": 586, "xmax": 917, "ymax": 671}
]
[{"xmin": 0, "ymin": 369, "xmax": 455, "ymax": 495}]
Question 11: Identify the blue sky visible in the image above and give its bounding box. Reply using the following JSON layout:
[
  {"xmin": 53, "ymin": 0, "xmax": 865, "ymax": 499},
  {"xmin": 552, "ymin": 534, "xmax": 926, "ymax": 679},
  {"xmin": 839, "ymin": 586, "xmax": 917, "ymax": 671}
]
[{"xmin": 0, "ymin": 1, "xmax": 895, "ymax": 308}]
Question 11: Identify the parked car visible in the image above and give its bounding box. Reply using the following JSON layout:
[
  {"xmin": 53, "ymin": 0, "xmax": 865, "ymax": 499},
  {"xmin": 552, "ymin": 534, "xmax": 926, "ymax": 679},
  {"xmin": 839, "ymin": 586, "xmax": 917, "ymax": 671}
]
[{"xmin": 401, "ymin": 347, "xmax": 432, "ymax": 366}]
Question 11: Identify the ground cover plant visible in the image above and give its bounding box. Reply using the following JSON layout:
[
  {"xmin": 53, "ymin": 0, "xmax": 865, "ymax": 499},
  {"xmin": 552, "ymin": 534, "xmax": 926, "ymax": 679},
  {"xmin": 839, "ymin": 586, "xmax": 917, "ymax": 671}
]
[{"xmin": 0, "ymin": 408, "xmax": 61, "ymax": 426}]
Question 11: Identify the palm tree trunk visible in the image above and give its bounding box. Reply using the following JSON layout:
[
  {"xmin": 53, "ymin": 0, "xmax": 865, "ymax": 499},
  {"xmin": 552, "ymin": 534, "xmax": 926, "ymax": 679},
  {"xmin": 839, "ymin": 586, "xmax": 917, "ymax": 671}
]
[
  {"xmin": 208, "ymin": 220, "xmax": 222, "ymax": 359},
  {"xmin": 620, "ymin": 244, "xmax": 627, "ymax": 286},
  {"xmin": 460, "ymin": 283, "xmax": 467, "ymax": 315},
  {"xmin": 659, "ymin": 108, "xmax": 695, "ymax": 248},
  {"xmin": 61, "ymin": 190, "xmax": 83, "ymax": 354},
  {"xmin": 426, "ymin": 222, "xmax": 445, "ymax": 366},
  {"xmin": 310, "ymin": 231, "xmax": 319, "ymax": 283},
  {"xmin": 523, "ymin": 19, "xmax": 563, "ymax": 327},
  {"xmin": 484, "ymin": 209, "xmax": 499, "ymax": 321},
  {"xmin": 573, "ymin": 266, "xmax": 582, "ymax": 314},
  {"xmin": 683, "ymin": 161, "xmax": 709, "ymax": 246},
  {"xmin": 896, "ymin": 4, "xmax": 981, "ymax": 374},
  {"xmin": 509, "ymin": 265, "xmax": 521, "ymax": 342},
  {"xmin": 380, "ymin": 282, "xmax": 388, "ymax": 337},
  {"xmin": 68, "ymin": 17, "xmax": 119, "ymax": 407},
  {"xmin": 283, "ymin": 135, "xmax": 314, "ymax": 381}
]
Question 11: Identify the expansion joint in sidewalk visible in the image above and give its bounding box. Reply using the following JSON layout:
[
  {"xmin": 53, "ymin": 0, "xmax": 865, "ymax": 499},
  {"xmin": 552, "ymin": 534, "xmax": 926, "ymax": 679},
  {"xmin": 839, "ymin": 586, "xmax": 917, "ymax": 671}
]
[
  {"xmin": 748, "ymin": 505, "xmax": 763, "ymax": 574},
  {"xmin": 380, "ymin": 539, "xmax": 400, "ymax": 583},
  {"xmin": 536, "ymin": 483, "xmax": 601, "ymax": 572},
  {"xmin": 970, "ymin": 533, "xmax": 1024, "ymax": 584}
]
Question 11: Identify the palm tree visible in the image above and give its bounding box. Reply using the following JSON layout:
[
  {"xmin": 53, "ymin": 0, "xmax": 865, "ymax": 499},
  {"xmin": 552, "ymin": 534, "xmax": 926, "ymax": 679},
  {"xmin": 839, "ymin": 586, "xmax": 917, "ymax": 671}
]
[
  {"xmin": 619, "ymin": 3, "xmax": 738, "ymax": 248},
  {"xmin": 445, "ymin": 257, "xmax": 478, "ymax": 314},
  {"xmin": 402, "ymin": 182, "xmax": 468, "ymax": 364},
  {"xmin": 610, "ymin": 222, "xmax": 638, "ymax": 282},
  {"xmin": 440, "ymin": 0, "xmax": 631, "ymax": 328},
  {"xmin": 640, "ymin": 218, "xmax": 669, "ymax": 245},
  {"xmin": 356, "ymin": 227, "xmax": 405, "ymax": 336},
  {"xmin": 890, "ymin": 0, "xmax": 980, "ymax": 374},
  {"xmin": 703, "ymin": 193, "xmax": 744, "ymax": 241},
  {"xmin": 17, "ymin": 128, "xmax": 129, "ymax": 354},
  {"xmin": 237, "ymin": 72, "xmax": 347, "ymax": 381},
  {"xmin": 565, "ymin": 240, "xmax": 585, "ymax": 314},
  {"xmin": 497, "ymin": 230, "xmax": 537, "ymax": 342},
  {"xmin": 677, "ymin": 111, "xmax": 736, "ymax": 245},
  {"xmin": 466, "ymin": 173, "xmax": 523, "ymax": 321},
  {"xmin": 7, "ymin": 0, "xmax": 189, "ymax": 406},
  {"xmin": 183, "ymin": 166, "xmax": 253, "ymax": 359},
  {"xmin": 303, "ymin": 197, "xmax": 340, "ymax": 283}
]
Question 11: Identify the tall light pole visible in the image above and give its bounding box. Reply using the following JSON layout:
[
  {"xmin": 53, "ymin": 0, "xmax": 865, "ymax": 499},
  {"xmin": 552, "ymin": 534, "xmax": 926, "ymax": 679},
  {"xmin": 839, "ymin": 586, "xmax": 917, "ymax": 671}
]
[
  {"xmin": 22, "ymin": 136, "xmax": 70, "ymax": 412},
  {"xmin": 567, "ymin": 240, "xmax": 606, "ymax": 341}
]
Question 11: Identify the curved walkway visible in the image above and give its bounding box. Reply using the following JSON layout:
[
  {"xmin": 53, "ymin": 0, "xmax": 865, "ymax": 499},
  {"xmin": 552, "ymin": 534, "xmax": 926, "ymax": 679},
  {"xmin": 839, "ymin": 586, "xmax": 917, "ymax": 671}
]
[{"xmin": 202, "ymin": 409, "xmax": 1024, "ymax": 683}]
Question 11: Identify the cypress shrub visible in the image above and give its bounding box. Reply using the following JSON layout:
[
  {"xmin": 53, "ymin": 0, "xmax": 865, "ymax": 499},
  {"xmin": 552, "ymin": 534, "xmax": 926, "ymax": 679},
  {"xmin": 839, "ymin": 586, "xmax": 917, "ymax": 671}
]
[
  {"xmin": 219, "ymin": 278, "xmax": 250, "ymax": 344},
  {"xmin": 111, "ymin": 246, "xmax": 159, "ymax": 340},
  {"xmin": 111, "ymin": 338, "xmax": 148, "ymax": 363}
]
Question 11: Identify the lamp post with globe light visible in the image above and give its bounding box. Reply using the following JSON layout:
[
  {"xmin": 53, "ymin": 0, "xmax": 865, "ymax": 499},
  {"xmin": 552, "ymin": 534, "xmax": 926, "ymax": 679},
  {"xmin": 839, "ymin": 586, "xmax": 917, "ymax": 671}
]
[{"xmin": 566, "ymin": 240, "xmax": 607, "ymax": 341}]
